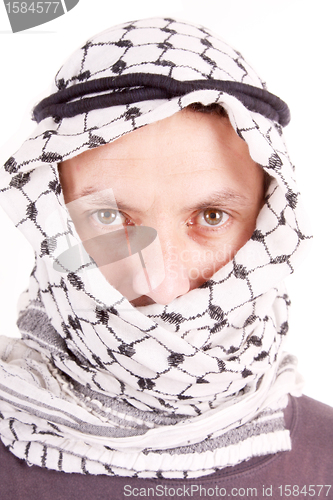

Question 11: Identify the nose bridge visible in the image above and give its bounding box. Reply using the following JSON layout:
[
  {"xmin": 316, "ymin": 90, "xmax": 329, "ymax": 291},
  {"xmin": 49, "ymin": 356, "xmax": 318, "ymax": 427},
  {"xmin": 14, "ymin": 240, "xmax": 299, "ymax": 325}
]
[{"xmin": 152, "ymin": 218, "xmax": 186, "ymax": 267}]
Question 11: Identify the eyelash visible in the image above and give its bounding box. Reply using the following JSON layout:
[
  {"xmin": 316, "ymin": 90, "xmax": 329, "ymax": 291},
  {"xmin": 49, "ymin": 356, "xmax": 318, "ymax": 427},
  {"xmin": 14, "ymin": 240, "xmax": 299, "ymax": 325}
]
[{"xmin": 90, "ymin": 208, "xmax": 231, "ymax": 231}]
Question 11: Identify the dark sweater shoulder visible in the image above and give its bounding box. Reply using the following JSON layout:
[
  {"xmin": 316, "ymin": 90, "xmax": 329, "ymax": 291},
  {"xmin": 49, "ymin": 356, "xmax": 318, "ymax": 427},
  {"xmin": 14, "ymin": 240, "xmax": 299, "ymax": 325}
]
[
  {"xmin": 278, "ymin": 394, "xmax": 333, "ymax": 482},
  {"xmin": 0, "ymin": 395, "xmax": 332, "ymax": 500},
  {"xmin": 194, "ymin": 394, "xmax": 333, "ymax": 489}
]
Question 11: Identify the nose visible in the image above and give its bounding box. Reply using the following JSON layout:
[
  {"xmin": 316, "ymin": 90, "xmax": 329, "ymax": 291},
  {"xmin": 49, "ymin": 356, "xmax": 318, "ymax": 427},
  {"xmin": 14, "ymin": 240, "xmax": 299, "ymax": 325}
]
[{"xmin": 131, "ymin": 236, "xmax": 191, "ymax": 305}]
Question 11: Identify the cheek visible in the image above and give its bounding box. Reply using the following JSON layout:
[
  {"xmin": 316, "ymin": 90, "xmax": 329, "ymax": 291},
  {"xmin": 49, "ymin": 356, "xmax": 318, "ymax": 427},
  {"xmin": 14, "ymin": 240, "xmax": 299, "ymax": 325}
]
[
  {"xmin": 224, "ymin": 214, "xmax": 259, "ymax": 264},
  {"xmin": 183, "ymin": 243, "xmax": 234, "ymax": 284},
  {"xmin": 70, "ymin": 219, "xmax": 90, "ymax": 241},
  {"xmin": 80, "ymin": 232, "xmax": 166, "ymax": 300},
  {"xmin": 230, "ymin": 219, "xmax": 257, "ymax": 252},
  {"xmin": 96, "ymin": 258, "xmax": 143, "ymax": 300},
  {"xmin": 186, "ymin": 219, "xmax": 258, "ymax": 282}
]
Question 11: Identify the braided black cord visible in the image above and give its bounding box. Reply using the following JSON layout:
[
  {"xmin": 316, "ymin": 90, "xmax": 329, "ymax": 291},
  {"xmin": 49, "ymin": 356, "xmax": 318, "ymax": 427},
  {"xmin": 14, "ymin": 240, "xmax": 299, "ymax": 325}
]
[{"xmin": 33, "ymin": 73, "xmax": 290, "ymax": 126}]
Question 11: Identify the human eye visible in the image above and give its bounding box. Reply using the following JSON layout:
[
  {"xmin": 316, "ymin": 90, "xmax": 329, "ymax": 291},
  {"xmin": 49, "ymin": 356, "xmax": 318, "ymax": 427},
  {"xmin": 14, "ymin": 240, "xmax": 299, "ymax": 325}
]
[
  {"xmin": 91, "ymin": 209, "xmax": 126, "ymax": 227},
  {"xmin": 195, "ymin": 208, "xmax": 230, "ymax": 228}
]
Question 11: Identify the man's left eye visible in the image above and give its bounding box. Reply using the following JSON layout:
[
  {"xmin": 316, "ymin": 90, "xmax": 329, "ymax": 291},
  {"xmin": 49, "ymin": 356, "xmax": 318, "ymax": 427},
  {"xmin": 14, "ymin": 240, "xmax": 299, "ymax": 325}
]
[
  {"xmin": 197, "ymin": 208, "xmax": 230, "ymax": 227},
  {"xmin": 92, "ymin": 209, "xmax": 125, "ymax": 226}
]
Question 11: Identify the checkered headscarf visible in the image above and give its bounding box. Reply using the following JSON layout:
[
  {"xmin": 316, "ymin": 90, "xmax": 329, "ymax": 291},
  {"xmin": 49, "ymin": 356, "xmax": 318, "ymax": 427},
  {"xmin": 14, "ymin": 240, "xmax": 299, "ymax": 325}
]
[{"xmin": 0, "ymin": 18, "xmax": 310, "ymax": 478}]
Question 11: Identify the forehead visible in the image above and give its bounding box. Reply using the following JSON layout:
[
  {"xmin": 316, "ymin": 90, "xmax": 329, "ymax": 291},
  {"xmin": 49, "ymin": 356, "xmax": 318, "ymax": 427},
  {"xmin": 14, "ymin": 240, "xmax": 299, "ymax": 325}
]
[{"xmin": 59, "ymin": 109, "xmax": 263, "ymax": 205}]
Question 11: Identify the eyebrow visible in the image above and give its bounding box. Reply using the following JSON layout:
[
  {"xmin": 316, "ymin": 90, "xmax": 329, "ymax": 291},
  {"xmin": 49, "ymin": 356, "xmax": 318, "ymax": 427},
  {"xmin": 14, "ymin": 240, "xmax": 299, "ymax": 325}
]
[
  {"xmin": 73, "ymin": 188, "xmax": 118, "ymax": 207},
  {"xmin": 182, "ymin": 190, "xmax": 251, "ymax": 212},
  {"xmin": 71, "ymin": 187, "xmax": 251, "ymax": 214}
]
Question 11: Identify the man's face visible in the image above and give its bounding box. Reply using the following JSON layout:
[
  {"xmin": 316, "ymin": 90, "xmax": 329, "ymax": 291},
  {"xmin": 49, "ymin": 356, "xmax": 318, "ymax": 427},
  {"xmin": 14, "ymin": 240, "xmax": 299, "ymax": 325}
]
[{"xmin": 59, "ymin": 109, "xmax": 265, "ymax": 306}]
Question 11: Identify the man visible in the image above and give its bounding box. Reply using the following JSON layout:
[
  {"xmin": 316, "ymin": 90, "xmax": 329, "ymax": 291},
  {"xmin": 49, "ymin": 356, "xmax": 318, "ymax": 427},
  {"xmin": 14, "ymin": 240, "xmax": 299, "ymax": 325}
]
[
  {"xmin": 58, "ymin": 108, "xmax": 265, "ymax": 306},
  {"xmin": 0, "ymin": 17, "xmax": 332, "ymax": 499}
]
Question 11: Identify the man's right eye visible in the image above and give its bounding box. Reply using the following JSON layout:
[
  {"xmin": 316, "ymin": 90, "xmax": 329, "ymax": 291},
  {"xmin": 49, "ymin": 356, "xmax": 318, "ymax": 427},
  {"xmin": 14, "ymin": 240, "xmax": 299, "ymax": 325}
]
[{"xmin": 92, "ymin": 209, "xmax": 125, "ymax": 226}]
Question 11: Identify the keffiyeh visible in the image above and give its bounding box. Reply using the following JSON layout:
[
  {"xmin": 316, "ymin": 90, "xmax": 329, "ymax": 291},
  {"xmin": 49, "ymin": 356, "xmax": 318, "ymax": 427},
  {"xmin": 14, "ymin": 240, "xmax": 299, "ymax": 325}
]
[{"xmin": 0, "ymin": 17, "xmax": 310, "ymax": 478}]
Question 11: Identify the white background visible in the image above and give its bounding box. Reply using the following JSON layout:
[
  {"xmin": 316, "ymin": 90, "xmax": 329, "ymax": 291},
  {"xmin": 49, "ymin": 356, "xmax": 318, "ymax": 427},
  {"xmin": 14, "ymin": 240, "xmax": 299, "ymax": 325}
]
[{"xmin": 0, "ymin": 0, "xmax": 332, "ymax": 406}]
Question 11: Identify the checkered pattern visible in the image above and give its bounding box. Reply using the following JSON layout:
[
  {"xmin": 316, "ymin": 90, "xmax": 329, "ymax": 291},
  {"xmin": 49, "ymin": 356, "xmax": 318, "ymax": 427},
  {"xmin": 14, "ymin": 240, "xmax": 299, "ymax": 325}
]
[{"xmin": 0, "ymin": 18, "xmax": 310, "ymax": 478}]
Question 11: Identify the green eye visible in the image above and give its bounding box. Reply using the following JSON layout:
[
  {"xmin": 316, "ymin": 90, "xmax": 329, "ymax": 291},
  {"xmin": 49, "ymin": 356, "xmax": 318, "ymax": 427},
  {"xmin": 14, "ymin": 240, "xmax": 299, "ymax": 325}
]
[{"xmin": 203, "ymin": 208, "xmax": 225, "ymax": 226}]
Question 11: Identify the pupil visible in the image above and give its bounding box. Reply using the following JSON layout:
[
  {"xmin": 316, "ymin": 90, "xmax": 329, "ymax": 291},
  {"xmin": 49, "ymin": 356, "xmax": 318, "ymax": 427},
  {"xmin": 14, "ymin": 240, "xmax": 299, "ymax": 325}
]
[
  {"xmin": 204, "ymin": 209, "xmax": 222, "ymax": 225},
  {"xmin": 98, "ymin": 209, "xmax": 116, "ymax": 224}
]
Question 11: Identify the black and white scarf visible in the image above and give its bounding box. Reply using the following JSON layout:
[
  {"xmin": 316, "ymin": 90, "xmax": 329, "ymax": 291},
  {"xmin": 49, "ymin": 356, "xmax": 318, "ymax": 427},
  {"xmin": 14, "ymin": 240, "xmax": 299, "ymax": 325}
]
[{"xmin": 0, "ymin": 17, "xmax": 310, "ymax": 478}]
